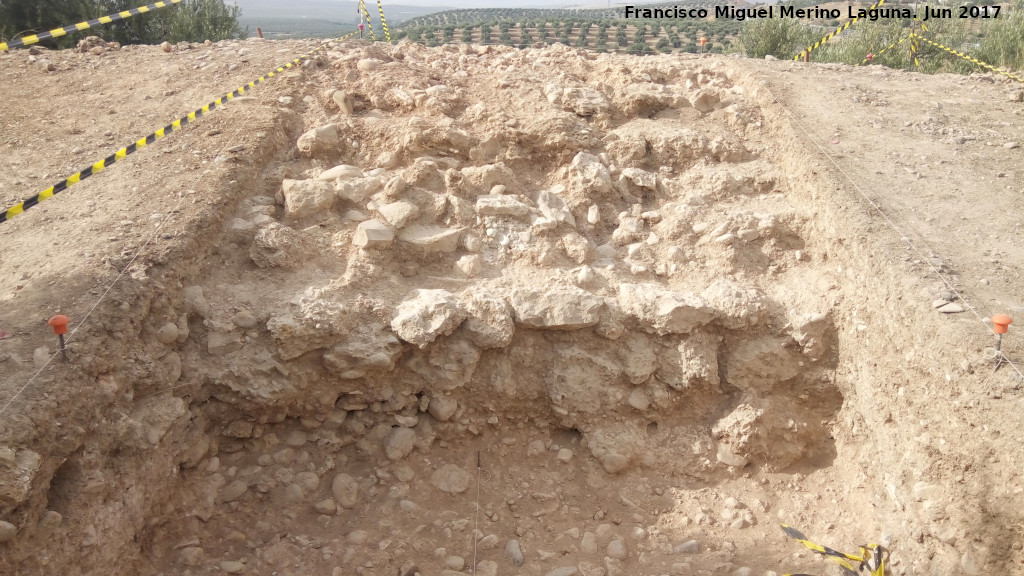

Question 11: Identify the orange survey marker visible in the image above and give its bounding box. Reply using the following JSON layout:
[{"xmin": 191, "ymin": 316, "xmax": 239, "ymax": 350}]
[
  {"xmin": 993, "ymin": 314, "xmax": 1012, "ymax": 334},
  {"xmin": 48, "ymin": 315, "xmax": 70, "ymax": 362},
  {"xmin": 993, "ymin": 314, "xmax": 1012, "ymax": 366}
]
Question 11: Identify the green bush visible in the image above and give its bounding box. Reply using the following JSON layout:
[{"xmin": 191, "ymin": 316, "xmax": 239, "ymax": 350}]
[{"xmin": 739, "ymin": 18, "xmax": 816, "ymax": 58}]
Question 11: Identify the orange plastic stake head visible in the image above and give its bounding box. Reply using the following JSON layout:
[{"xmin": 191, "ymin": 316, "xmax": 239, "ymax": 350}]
[
  {"xmin": 992, "ymin": 314, "xmax": 1012, "ymax": 335},
  {"xmin": 700, "ymin": 37, "xmax": 707, "ymax": 45},
  {"xmin": 48, "ymin": 315, "xmax": 70, "ymax": 336}
]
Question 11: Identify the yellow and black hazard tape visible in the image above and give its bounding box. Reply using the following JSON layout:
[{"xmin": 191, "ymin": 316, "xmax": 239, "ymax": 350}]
[
  {"xmin": 376, "ymin": 0, "xmax": 393, "ymax": 44},
  {"xmin": 0, "ymin": 33, "xmax": 358, "ymax": 224},
  {"xmin": 794, "ymin": 0, "xmax": 887, "ymax": 61},
  {"xmin": 780, "ymin": 524, "xmax": 890, "ymax": 576},
  {"xmin": 358, "ymin": 0, "xmax": 378, "ymax": 42},
  {"xmin": 0, "ymin": 0, "xmax": 182, "ymax": 52},
  {"xmin": 914, "ymin": 34, "xmax": 1024, "ymax": 83},
  {"xmin": 858, "ymin": 35, "xmax": 909, "ymax": 65}
]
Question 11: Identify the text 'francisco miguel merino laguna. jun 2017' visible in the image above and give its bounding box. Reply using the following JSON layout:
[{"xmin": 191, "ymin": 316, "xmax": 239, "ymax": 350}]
[{"xmin": 623, "ymin": 4, "xmax": 1004, "ymax": 22}]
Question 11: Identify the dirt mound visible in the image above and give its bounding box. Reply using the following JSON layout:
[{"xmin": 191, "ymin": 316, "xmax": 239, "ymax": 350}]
[{"xmin": 0, "ymin": 38, "xmax": 1023, "ymax": 576}]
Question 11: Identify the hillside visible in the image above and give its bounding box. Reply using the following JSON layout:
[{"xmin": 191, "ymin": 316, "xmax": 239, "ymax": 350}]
[{"xmin": 0, "ymin": 36, "xmax": 1023, "ymax": 576}]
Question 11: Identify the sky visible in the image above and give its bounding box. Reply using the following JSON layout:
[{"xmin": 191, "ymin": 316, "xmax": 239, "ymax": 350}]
[{"xmin": 229, "ymin": 0, "xmax": 651, "ymax": 12}]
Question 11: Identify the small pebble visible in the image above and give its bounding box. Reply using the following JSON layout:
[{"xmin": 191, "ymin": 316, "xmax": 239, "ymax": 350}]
[
  {"xmin": 506, "ymin": 539, "xmax": 525, "ymax": 566},
  {"xmin": 156, "ymin": 323, "xmax": 179, "ymax": 345},
  {"xmin": 675, "ymin": 540, "xmax": 699, "ymax": 554},
  {"xmin": 0, "ymin": 521, "xmax": 16, "ymax": 543},
  {"xmin": 607, "ymin": 538, "xmax": 628, "ymax": 560},
  {"xmin": 938, "ymin": 303, "xmax": 965, "ymax": 314}
]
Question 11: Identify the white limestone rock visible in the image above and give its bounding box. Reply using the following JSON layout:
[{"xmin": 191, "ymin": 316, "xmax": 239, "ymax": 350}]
[
  {"xmin": 476, "ymin": 195, "xmax": 530, "ymax": 217},
  {"xmin": 322, "ymin": 319, "xmax": 403, "ymax": 379},
  {"xmin": 567, "ymin": 152, "xmax": 613, "ymax": 203},
  {"xmin": 318, "ymin": 164, "xmax": 363, "ymax": 182},
  {"xmin": 537, "ymin": 189, "xmax": 576, "ymax": 228},
  {"xmin": 509, "ymin": 288, "xmax": 603, "ymax": 330},
  {"xmin": 378, "ymin": 201, "xmax": 420, "ymax": 229},
  {"xmin": 617, "ymin": 283, "xmax": 715, "ymax": 336},
  {"xmin": 454, "ymin": 254, "xmax": 483, "ymax": 277},
  {"xmin": 399, "ymin": 225, "xmax": 462, "ymax": 253},
  {"xmin": 461, "ymin": 163, "xmax": 518, "ymax": 195},
  {"xmin": 657, "ymin": 333, "xmax": 720, "ymax": 391},
  {"xmin": 333, "ymin": 90, "xmax": 354, "ymax": 114},
  {"xmin": 620, "ymin": 167, "xmax": 657, "ymax": 190},
  {"xmin": 352, "ymin": 219, "xmax": 394, "ymax": 250},
  {"xmin": 724, "ymin": 337, "xmax": 802, "ymax": 393},
  {"xmin": 461, "ymin": 288, "xmax": 515, "ymax": 349},
  {"xmin": 391, "ymin": 289, "xmax": 467, "ymax": 348},
  {"xmin": 336, "ymin": 176, "xmax": 384, "ymax": 203},
  {"xmin": 250, "ymin": 223, "xmax": 313, "ymax": 270},
  {"xmin": 297, "ymin": 123, "xmax": 340, "ymax": 157},
  {"xmin": 282, "ymin": 179, "xmax": 334, "ymax": 220}
]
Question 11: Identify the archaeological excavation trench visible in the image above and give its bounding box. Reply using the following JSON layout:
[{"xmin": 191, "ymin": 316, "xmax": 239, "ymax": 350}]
[{"xmin": 2, "ymin": 41, "xmax": 1021, "ymax": 576}]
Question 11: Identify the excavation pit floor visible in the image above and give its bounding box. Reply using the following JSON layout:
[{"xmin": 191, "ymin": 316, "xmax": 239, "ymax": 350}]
[{"xmin": 1, "ymin": 38, "xmax": 1023, "ymax": 576}]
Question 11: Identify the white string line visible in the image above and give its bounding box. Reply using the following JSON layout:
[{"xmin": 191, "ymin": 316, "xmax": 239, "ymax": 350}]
[
  {"xmin": 0, "ymin": 39, "xmax": 324, "ymax": 419},
  {"xmin": 741, "ymin": 64, "xmax": 1024, "ymax": 382}
]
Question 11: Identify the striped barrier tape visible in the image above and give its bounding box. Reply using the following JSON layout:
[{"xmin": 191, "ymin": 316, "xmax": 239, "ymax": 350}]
[
  {"xmin": 358, "ymin": 0, "xmax": 377, "ymax": 42},
  {"xmin": 794, "ymin": 0, "xmax": 887, "ymax": 61},
  {"xmin": 909, "ymin": 18, "xmax": 928, "ymax": 67},
  {"xmin": 914, "ymin": 34, "xmax": 1024, "ymax": 83},
  {"xmin": 376, "ymin": 0, "xmax": 393, "ymax": 44},
  {"xmin": 858, "ymin": 35, "xmax": 909, "ymax": 65},
  {"xmin": 0, "ymin": 0, "xmax": 182, "ymax": 52},
  {"xmin": 781, "ymin": 525, "xmax": 889, "ymax": 576},
  {"xmin": 1, "ymin": 33, "xmax": 357, "ymax": 225}
]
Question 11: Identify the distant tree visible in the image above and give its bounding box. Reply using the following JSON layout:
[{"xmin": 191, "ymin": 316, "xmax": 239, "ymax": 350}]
[
  {"xmin": 461, "ymin": 27, "xmax": 473, "ymax": 43},
  {"xmin": 616, "ymin": 26, "xmax": 628, "ymax": 47},
  {"xmin": 634, "ymin": 25, "xmax": 647, "ymax": 41},
  {"xmin": 0, "ymin": 0, "xmax": 245, "ymax": 47},
  {"xmin": 480, "ymin": 24, "xmax": 491, "ymax": 43},
  {"xmin": 576, "ymin": 24, "xmax": 588, "ymax": 47},
  {"xmin": 628, "ymin": 40, "xmax": 652, "ymax": 55},
  {"xmin": 655, "ymin": 37, "xmax": 670, "ymax": 52},
  {"xmin": 537, "ymin": 22, "xmax": 549, "ymax": 41},
  {"xmin": 519, "ymin": 29, "xmax": 533, "ymax": 48}
]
